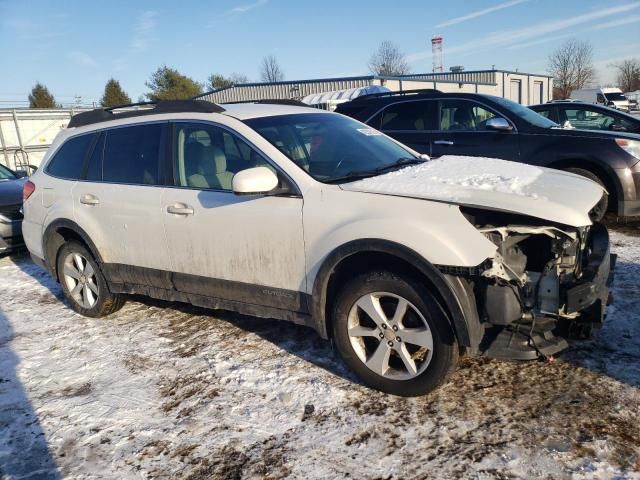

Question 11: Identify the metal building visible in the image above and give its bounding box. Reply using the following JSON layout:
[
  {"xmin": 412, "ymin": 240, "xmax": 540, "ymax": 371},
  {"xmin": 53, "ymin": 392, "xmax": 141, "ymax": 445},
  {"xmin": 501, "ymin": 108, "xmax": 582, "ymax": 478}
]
[
  {"xmin": 0, "ymin": 108, "xmax": 91, "ymax": 170},
  {"xmin": 196, "ymin": 69, "xmax": 553, "ymax": 107}
]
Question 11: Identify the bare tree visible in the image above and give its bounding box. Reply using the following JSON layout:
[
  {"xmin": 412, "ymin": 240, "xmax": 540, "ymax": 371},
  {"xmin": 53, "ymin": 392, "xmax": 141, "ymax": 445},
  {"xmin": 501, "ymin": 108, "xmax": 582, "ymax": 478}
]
[
  {"xmin": 368, "ymin": 41, "xmax": 410, "ymax": 76},
  {"xmin": 547, "ymin": 39, "xmax": 595, "ymax": 99},
  {"xmin": 611, "ymin": 58, "xmax": 640, "ymax": 92},
  {"xmin": 260, "ymin": 55, "xmax": 284, "ymax": 82}
]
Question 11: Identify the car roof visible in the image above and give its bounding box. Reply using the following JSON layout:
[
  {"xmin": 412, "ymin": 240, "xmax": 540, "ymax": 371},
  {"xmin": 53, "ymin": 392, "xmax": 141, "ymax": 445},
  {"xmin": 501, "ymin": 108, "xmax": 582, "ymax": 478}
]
[{"xmin": 63, "ymin": 101, "xmax": 332, "ymax": 135}]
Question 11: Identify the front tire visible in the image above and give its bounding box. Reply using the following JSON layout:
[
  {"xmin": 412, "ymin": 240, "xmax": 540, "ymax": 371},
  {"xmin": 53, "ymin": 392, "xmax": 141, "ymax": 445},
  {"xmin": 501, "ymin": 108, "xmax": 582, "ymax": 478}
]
[
  {"xmin": 332, "ymin": 270, "xmax": 458, "ymax": 396},
  {"xmin": 56, "ymin": 241, "xmax": 125, "ymax": 317}
]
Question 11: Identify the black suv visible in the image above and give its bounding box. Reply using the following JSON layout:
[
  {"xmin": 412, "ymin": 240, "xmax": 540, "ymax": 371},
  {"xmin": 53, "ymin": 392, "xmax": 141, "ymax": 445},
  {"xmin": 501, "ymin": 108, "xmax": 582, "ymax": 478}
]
[{"xmin": 335, "ymin": 91, "xmax": 640, "ymax": 218}]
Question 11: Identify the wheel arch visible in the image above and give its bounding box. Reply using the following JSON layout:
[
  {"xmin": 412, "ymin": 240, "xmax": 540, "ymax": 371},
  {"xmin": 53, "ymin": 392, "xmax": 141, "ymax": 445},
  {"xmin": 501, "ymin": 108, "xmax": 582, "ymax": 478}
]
[
  {"xmin": 548, "ymin": 158, "xmax": 621, "ymax": 209},
  {"xmin": 311, "ymin": 239, "xmax": 482, "ymax": 351},
  {"xmin": 43, "ymin": 219, "xmax": 104, "ymax": 281}
]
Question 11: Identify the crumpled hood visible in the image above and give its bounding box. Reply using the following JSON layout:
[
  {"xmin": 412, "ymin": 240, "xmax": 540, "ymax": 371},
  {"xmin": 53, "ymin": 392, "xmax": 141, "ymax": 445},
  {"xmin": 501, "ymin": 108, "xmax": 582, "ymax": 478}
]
[{"xmin": 340, "ymin": 156, "xmax": 604, "ymax": 227}]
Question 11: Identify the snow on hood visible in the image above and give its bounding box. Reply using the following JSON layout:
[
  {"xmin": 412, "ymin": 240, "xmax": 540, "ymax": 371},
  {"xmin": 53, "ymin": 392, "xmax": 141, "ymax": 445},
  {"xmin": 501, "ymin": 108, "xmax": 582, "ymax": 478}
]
[{"xmin": 340, "ymin": 156, "xmax": 605, "ymax": 227}]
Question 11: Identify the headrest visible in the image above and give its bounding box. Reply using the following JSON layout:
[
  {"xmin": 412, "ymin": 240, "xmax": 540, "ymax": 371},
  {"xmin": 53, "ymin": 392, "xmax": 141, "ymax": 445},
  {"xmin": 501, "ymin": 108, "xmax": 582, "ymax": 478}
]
[{"xmin": 454, "ymin": 108, "xmax": 473, "ymax": 124}]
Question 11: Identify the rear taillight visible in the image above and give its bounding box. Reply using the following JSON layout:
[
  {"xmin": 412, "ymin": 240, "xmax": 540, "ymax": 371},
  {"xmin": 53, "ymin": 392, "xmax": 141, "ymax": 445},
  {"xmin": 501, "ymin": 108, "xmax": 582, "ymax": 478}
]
[{"xmin": 23, "ymin": 180, "xmax": 36, "ymax": 201}]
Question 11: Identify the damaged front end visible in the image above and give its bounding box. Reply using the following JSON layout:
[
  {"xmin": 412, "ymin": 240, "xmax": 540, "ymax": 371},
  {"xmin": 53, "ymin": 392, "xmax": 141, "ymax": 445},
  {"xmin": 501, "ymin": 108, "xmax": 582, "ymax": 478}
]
[{"xmin": 458, "ymin": 208, "xmax": 616, "ymax": 360}]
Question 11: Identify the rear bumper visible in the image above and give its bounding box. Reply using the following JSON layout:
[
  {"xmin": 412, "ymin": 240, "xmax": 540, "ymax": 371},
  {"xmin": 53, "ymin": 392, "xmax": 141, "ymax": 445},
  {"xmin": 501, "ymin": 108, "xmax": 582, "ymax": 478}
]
[
  {"xmin": 564, "ymin": 223, "xmax": 614, "ymax": 322},
  {"xmin": 0, "ymin": 218, "xmax": 24, "ymax": 253}
]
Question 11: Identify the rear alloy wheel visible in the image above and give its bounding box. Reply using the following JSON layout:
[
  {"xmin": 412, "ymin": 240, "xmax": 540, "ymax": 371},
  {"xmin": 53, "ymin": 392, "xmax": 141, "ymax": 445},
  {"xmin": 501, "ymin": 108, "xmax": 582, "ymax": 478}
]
[
  {"xmin": 57, "ymin": 241, "xmax": 125, "ymax": 317},
  {"xmin": 332, "ymin": 270, "xmax": 458, "ymax": 396},
  {"xmin": 63, "ymin": 252, "xmax": 99, "ymax": 309}
]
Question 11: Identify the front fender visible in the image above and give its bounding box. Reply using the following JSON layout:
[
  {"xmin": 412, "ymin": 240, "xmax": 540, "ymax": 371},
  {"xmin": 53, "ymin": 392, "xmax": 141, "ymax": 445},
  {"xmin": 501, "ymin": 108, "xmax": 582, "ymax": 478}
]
[{"xmin": 310, "ymin": 238, "xmax": 483, "ymax": 349}]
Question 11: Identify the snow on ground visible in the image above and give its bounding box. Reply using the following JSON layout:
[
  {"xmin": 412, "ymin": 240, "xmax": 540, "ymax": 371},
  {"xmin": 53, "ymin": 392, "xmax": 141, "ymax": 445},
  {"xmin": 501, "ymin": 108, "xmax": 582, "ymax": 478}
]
[{"xmin": 0, "ymin": 230, "xmax": 639, "ymax": 479}]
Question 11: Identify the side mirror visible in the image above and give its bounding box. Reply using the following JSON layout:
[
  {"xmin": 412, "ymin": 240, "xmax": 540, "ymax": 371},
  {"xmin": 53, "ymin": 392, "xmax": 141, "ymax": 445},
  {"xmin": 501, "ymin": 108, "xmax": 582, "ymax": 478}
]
[
  {"xmin": 232, "ymin": 166, "xmax": 279, "ymax": 195},
  {"xmin": 486, "ymin": 117, "xmax": 513, "ymax": 132}
]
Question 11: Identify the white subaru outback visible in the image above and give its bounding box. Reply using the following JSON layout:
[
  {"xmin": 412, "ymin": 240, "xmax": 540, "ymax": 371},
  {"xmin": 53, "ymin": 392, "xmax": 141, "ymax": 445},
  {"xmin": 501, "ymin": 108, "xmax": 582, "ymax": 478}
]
[{"xmin": 22, "ymin": 100, "xmax": 615, "ymax": 396}]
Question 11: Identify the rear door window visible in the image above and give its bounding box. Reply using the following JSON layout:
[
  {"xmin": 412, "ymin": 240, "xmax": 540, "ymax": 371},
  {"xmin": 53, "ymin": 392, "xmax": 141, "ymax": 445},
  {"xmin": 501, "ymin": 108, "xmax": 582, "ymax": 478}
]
[
  {"xmin": 102, "ymin": 123, "xmax": 164, "ymax": 185},
  {"xmin": 46, "ymin": 133, "xmax": 95, "ymax": 179},
  {"xmin": 84, "ymin": 133, "xmax": 104, "ymax": 181},
  {"xmin": 380, "ymin": 101, "xmax": 434, "ymax": 131}
]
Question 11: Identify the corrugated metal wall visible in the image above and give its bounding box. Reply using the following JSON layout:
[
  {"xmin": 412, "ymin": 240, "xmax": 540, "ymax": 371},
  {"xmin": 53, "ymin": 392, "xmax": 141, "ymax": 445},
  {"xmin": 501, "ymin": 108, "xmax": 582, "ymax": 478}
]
[
  {"xmin": 403, "ymin": 71, "xmax": 498, "ymax": 84},
  {"xmin": 199, "ymin": 77, "xmax": 377, "ymax": 103},
  {"xmin": 195, "ymin": 71, "xmax": 553, "ymax": 104}
]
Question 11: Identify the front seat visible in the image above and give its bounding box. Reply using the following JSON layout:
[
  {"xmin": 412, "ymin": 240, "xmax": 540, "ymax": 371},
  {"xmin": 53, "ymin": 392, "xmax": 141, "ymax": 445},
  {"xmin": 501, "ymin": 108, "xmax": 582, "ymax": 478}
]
[
  {"xmin": 449, "ymin": 108, "xmax": 474, "ymax": 131},
  {"xmin": 185, "ymin": 143, "xmax": 233, "ymax": 190},
  {"xmin": 210, "ymin": 146, "xmax": 234, "ymax": 190}
]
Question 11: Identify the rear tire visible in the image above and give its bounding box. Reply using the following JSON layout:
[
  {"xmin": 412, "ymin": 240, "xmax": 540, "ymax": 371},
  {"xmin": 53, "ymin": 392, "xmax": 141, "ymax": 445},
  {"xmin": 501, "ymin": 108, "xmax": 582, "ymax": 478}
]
[
  {"xmin": 332, "ymin": 270, "xmax": 458, "ymax": 396},
  {"xmin": 56, "ymin": 241, "xmax": 125, "ymax": 317},
  {"xmin": 565, "ymin": 168, "xmax": 608, "ymax": 221}
]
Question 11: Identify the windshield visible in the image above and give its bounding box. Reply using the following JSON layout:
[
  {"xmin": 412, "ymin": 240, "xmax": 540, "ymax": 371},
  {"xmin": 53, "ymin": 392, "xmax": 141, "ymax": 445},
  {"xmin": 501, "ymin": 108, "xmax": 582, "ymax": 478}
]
[
  {"xmin": 0, "ymin": 164, "xmax": 16, "ymax": 181},
  {"xmin": 486, "ymin": 95, "xmax": 559, "ymax": 128},
  {"xmin": 244, "ymin": 113, "xmax": 419, "ymax": 183},
  {"xmin": 604, "ymin": 92, "xmax": 627, "ymax": 102}
]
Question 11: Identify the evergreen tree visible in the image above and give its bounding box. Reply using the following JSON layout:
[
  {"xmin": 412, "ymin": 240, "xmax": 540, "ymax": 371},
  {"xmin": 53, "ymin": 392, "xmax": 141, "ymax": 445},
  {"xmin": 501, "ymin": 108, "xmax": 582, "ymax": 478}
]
[
  {"xmin": 100, "ymin": 78, "xmax": 132, "ymax": 107},
  {"xmin": 28, "ymin": 83, "xmax": 58, "ymax": 108},
  {"xmin": 145, "ymin": 66, "xmax": 203, "ymax": 101},
  {"xmin": 207, "ymin": 72, "xmax": 249, "ymax": 91}
]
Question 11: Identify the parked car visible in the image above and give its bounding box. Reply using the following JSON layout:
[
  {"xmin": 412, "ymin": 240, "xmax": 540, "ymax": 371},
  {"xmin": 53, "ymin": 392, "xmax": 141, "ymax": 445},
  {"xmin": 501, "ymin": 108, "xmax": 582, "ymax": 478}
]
[
  {"xmin": 0, "ymin": 163, "xmax": 27, "ymax": 254},
  {"xmin": 23, "ymin": 100, "xmax": 614, "ymax": 396},
  {"xmin": 530, "ymin": 101, "xmax": 640, "ymax": 134},
  {"xmin": 335, "ymin": 90, "xmax": 640, "ymax": 218},
  {"xmin": 570, "ymin": 87, "xmax": 630, "ymax": 112}
]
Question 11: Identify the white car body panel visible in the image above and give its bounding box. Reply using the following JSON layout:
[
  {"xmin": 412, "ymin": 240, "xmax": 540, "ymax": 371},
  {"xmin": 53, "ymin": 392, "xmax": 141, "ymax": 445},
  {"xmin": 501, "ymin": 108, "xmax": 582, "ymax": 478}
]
[
  {"xmin": 71, "ymin": 183, "xmax": 172, "ymax": 270},
  {"xmin": 161, "ymin": 189, "xmax": 307, "ymax": 291},
  {"xmin": 302, "ymin": 187, "xmax": 499, "ymax": 291}
]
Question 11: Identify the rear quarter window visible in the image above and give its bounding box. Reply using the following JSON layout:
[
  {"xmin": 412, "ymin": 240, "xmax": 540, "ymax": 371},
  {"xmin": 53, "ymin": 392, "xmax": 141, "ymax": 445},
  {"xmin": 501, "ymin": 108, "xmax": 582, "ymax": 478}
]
[{"xmin": 46, "ymin": 133, "xmax": 95, "ymax": 179}]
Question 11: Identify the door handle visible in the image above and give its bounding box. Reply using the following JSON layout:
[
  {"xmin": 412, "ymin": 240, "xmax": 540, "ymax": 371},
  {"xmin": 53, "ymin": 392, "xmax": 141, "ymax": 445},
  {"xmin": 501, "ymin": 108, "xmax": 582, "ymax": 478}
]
[
  {"xmin": 166, "ymin": 203, "xmax": 194, "ymax": 216},
  {"xmin": 433, "ymin": 140, "xmax": 454, "ymax": 146},
  {"xmin": 80, "ymin": 194, "xmax": 100, "ymax": 205}
]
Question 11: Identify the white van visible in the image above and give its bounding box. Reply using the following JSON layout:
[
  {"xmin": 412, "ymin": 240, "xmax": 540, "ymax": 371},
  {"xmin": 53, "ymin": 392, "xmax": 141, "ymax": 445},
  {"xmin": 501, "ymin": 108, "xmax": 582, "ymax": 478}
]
[{"xmin": 571, "ymin": 87, "xmax": 630, "ymax": 112}]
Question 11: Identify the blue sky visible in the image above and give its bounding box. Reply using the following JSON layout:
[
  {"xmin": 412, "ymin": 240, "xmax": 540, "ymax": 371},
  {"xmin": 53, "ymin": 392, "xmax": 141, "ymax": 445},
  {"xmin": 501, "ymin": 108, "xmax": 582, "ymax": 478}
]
[{"xmin": 1, "ymin": 0, "xmax": 639, "ymax": 106}]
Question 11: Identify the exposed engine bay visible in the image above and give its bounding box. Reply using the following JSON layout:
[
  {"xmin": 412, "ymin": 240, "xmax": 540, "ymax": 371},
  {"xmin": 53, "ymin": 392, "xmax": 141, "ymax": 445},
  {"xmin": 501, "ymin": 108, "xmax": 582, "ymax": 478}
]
[{"xmin": 459, "ymin": 208, "xmax": 615, "ymax": 360}]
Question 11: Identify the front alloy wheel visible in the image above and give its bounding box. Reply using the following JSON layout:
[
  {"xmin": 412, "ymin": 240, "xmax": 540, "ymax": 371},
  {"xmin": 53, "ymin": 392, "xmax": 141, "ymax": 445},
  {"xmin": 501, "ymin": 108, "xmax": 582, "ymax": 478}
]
[
  {"xmin": 333, "ymin": 270, "xmax": 458, "ymax": 396},
  {"xmin": 348, "ymin": 292, "xmax": 434, "ymax": 380}
]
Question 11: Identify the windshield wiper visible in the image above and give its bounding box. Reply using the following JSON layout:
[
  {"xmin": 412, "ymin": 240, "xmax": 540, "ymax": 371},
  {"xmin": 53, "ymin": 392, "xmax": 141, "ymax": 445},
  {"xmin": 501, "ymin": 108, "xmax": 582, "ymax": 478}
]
[{"xmin": 325, "ymin": 157, "xmax": 424, "ymax": 184}]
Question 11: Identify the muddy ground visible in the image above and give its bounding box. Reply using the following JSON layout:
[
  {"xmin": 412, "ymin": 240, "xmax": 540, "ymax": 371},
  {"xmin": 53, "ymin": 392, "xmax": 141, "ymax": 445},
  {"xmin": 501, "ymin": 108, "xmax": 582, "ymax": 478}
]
[{"xmin": 0, "ymin": 228, "xmax": 639, "ymax": 479}]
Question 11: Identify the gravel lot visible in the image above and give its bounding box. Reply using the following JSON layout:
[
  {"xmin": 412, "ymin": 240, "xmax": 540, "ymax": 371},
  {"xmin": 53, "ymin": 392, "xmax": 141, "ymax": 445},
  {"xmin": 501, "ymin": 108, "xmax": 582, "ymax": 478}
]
[{"xmin": 1, "ymin": 226, "xmax": 639, "ymax": 479}]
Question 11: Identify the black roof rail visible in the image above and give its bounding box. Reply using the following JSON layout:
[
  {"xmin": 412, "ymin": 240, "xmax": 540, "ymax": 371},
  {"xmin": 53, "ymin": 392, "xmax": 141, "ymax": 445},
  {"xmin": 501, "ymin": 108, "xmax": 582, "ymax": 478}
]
[
  {"xmin": 222, "ymin": 98, "xmax": 308, "ymax": 107},
  {"xmin": 67, "ymin": 100, "xmax": 225, "ymax": 128},
  {"xmin": 350, "ymin": 88, "xmax": 441, "ymax": 103}
]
